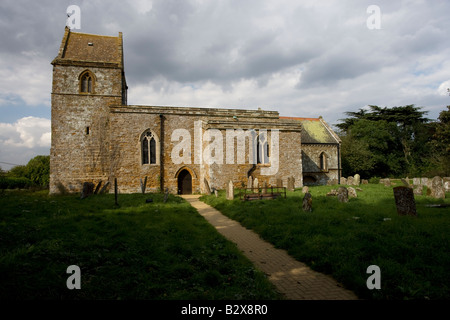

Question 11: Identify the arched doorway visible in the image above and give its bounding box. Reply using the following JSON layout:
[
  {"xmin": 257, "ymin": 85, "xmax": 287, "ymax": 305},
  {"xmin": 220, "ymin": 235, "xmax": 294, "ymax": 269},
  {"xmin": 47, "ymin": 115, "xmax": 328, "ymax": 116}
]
[{"xmin": 177, "ymin": 169, "xmax": 192, "ymax": 194}]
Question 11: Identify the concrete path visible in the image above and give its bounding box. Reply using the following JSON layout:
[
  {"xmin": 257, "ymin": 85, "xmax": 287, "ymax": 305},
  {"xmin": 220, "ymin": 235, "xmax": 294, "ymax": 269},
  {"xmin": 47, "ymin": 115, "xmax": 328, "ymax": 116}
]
[{"xmin": 182, "ymin": 195, "xmax": 358, "ymax": 300}]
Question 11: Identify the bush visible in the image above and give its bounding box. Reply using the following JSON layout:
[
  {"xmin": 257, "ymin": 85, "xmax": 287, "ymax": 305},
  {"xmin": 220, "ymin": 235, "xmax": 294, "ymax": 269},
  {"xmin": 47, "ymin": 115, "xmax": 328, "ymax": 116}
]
[
  {"xmin": 0, "ymin": 177, "xmax": 32, "ymax": 189},
  {"xmin": 368, "ymin": 177, "xmax": 380, "ymax": 184}
]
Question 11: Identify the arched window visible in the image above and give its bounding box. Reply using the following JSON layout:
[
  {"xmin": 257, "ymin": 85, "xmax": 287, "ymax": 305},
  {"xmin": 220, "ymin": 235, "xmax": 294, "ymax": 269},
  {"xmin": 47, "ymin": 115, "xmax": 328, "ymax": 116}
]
[
  {"xmin": 141, "ymin": 130, "xmax": 159, "ymax": 165},
  {"xmin": 256, "ymin": 132, "xmax": 269, "ymax": 164},
  {"xmin": 79, "ymin": 71, "xmax": 94, "ymax": 93},
  {"xmin": 319, "ymin": 152, "xmax": 328, "ymax": 171}
]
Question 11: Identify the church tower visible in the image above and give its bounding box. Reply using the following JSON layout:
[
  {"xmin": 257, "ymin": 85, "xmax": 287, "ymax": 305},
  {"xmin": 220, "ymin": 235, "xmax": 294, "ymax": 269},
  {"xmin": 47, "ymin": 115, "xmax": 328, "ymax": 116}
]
[{"xmin": 50, "ymin": 27, "xmax": 127, "ymax": 194}]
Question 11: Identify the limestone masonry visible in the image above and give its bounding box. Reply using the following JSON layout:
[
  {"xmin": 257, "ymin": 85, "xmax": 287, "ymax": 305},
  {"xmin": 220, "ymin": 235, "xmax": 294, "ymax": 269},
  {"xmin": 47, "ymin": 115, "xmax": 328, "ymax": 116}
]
[{"xmin": 50, "ymin": 28, "xmax": 341, "ymax": 195}]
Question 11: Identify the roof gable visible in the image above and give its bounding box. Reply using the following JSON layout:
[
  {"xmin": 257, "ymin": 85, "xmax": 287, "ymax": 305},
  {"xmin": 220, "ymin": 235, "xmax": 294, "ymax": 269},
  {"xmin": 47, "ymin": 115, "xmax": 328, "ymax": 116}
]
[{"xmin": 280, "ymin": 116, "xmax": 340, "ymax": 144}]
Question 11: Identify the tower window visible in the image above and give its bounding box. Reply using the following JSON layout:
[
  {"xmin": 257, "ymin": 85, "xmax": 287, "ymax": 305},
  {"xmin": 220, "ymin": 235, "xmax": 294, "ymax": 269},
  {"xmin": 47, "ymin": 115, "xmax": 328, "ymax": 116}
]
[
  {"xmin": 86, "ymin": 126, "xmax": 90, "ymax": 135},
  {"xmin": 79, "ymin": 71, "xmax": 94, "ymax": 93}
]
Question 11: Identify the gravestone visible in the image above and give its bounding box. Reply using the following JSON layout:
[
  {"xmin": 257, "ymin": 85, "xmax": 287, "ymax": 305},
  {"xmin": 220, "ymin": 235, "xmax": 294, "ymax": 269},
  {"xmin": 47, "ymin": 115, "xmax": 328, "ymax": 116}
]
[
  {"xmin": 327, "ymin": 179, "xmax": 338, "ymax": 186},
  {"xmin": 444, "ymin": 177, "xmax": 450, "ymax": 192},
  {"xmin": 247, "ymin": 176, "xmax": 253, "ymax": 189},
  {"xmin": 354, "ymin": 174, "xmax": 360, "ymax": 186},
  {"xmin": 99, "ymin": 181, "xmax": 110, "ymax": 194},
  {"xmin": 401, "ymin": 178, "xmax": 411, "ymax": 188},
  {"xmin": 302, "ymin": 186, "xmax": 309, "ymax": 194},
  {"xmin": 287, "ymin": 177, "xmax": 295, "ymax": 191},
  {"xmin": 347, "ymin": 176, "xmax": 354, "ymax": 186},
  {"xmin": 393, "ymin": 186, "xmax": 417, "ymax": 216},
  {"xmin": 302, "ymin": 192, "xmax": 312, "ymax": 212},
  {"xmin": 362, "ymin": 179, "xmax": 369, "ymax": 185},
  {"xmin": 421, "ymin": 177, "xmax": 428, "ymax": 186},
  {"xmin": 214, "ymin": 189, "xmax": 218, "ymax": 197},
  {"xmin": 277, "ymin": 178, "xmax": 283, "ymax": 188},
  {"xmin": 262, "ymin": 181, "xmax": 267, "ymax": 194},
  {"xmin": 430, "ymin": 176, "xmax": 445, "ymax": 199},
  {"xmin": 204, "ymin": 178, "xmax": 211, "ymax": 195},
  {"xmin": 413, "ymin": 178, "xmax": 421, "ymax": 186},
  {"xmin": 253, "ymin": 178, "xmax": 259, "ymax": 191},
  {"xmin": 381, "ymin": 178, "xmax": 391, "ymax": 187},
  {"xmin": 163, "ymin": 188, "xmax": 169, "ymax": 203},
  {"xmin": 347, "ymin": 187, "xmax": 357, "ymax": 198},
  {"xmin": 80, "ymin": 182, "xmax": 94, "ymax": 199},
  {"xmin": 340, "ymin": 177, "xmax": 347, "ymax": 185},
  {"xmin": 327, "ymin": 189, "xmax": 338, "ymax": 196},
  {"xmin": 227, "ymin": 180, "xmax": 234, "ymax": 200},
  {"xmin": 94, "ymin": 181, "xmax": 103, "ymax": 194},
  {"xmin": 337, "ymin": 186, "xmax": 349, "ymax": 203},
  {"xmin": 413, "ymin": 184, "xmax": 423, "ymax": 196}
]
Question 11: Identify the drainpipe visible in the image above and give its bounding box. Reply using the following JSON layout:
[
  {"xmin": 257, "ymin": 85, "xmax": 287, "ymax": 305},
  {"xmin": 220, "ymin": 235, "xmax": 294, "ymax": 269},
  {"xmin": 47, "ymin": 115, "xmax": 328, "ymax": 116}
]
[
  {"xmin": 159, "ymin": 114, "xmax": 164, "ymax": 193},
  {"xmin": 337, "ymin": 143, "xmax": 341, "ymax": 184}
]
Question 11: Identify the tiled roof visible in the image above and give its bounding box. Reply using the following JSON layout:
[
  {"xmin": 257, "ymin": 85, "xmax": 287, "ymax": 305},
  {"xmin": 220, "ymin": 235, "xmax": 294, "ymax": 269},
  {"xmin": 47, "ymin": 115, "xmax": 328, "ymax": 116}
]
[{"xmin": 280, "ymin": 116, "xmax": 340, "ymax": 144}]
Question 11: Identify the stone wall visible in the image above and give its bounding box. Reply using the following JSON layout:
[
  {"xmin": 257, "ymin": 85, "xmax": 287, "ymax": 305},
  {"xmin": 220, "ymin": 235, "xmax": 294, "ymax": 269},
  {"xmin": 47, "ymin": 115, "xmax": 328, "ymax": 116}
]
[{"xmin": 301, "ymin": 143, "xmax": 340, "ymax": 185}]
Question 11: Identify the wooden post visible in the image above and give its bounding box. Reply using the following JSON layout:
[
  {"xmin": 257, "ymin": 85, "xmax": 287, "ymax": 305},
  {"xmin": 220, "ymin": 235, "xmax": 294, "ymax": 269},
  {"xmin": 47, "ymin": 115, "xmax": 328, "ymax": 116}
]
[{"xmin": 114, "ymin": 178, "xmax": 118, "ymax": 206}]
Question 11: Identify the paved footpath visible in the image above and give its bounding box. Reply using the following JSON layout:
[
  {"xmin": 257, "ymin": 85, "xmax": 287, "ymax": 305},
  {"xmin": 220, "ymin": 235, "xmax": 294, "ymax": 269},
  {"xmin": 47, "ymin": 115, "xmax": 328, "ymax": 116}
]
[{"xmin": 182, "ymin": 195, "xmax": 358, "ymax": 300}]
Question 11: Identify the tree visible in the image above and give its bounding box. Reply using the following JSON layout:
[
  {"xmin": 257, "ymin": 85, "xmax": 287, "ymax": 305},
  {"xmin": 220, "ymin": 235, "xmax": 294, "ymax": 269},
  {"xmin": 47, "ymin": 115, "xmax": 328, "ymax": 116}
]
[
  {"xmin": 25, "ymin": 155, "xmax": 50, "ymax": 187},
  {"xmin": 429, "ymin": 106, "xmax": 450, "ymax": 175}
]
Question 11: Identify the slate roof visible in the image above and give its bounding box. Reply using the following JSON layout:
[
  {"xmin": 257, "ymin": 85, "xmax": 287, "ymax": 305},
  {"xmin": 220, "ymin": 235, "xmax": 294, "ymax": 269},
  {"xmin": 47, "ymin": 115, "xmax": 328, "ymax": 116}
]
[{"xmin": 280, "ymin": 117, "xmax": 341, "ymax": 144}]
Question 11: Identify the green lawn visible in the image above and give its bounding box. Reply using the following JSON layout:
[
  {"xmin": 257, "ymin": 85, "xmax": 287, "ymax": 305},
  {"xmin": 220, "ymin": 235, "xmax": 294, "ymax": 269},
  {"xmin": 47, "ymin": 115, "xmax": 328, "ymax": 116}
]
[
  {"xmin": 201, "ymin": 184, "xmax": 450, "ymax": 300},
  {"xmin": 0, "ymin": 190, "xmax": 281, "ymax": 300}
]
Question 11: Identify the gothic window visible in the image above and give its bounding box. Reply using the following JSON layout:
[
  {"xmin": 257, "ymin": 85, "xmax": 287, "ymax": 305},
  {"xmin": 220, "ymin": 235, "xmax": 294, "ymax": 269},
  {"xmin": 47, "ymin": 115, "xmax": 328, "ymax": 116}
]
[
  {"xmin": 319, "ymin": 152, "xmax": 328, "ymax": 171},
  {"xmin": 141, "ymin": 130, "xmax": 159, "ymax": 165},
  {"xmin": 79, "ymin": 71, "xmax": 94, "ymax": 93},
  {"xmin": 256, "ymin": 132, "xmax": 269, "ymax": 164}
]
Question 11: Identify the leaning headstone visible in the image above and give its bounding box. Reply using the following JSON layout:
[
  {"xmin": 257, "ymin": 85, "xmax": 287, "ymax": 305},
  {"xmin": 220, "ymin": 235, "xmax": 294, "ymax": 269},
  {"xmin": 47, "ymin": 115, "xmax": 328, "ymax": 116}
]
[
  {"xmin": 393, "ymin": 186, "xmax": 417, "ymax": 216},
  {"xmin": 340, "ymin": 177, "xmax": 347, "ymax": 185},
  {"xmin": 94, "ymin": 181, "xmax": 103, "ymax": 194},
  {"xmin": 347, "ymin": 187, "xmax": 357, "ymax": 198},
  {"xmin": 99, "ymin": 181, "xmax": 110, "ymax": 194},
  {"xmin": 287, "ymin": 177, "xmax": 295, "ymax": 191},
  {"xmin": 337, "ymin": 186, "xmax": 349, "ymax": 203},
  {"xmin": 204, "ymin": 178, "xmax": 212, "ymax": 195},
  {"xmin": 354, "ymin": 174, "xmax": 360, "ymax": 186},
  {"xmin": 302, "ymin": 192, "xmax": 312, "ymax": 212},
  {"xmin": 401, "ymin": 178, "xmax": 411, "ymax": 188},
  {"xmin": 347, "ymin": 176, "xmax": 354, "ymax": 186},
  {"xmin": 163, "ymin": 188, "xmax": 169, "ymax": 203},
  {"xmin": 413, "ymin": 178, "xmax": 421, "ymax": 186},
  {"xmin": 227, "ymin": 180, "xmax": 234, "ymax": 200},
  {"xmin": 80, "ymin": 182, "xmax": 95, "ymax": 199},
  {"xmin": 429, "ymin": 176, "xmax": 445, "ymax": 199},
  {"xmin": 302, "ymin": 186, "xmax": 309, "ymax": 194}
]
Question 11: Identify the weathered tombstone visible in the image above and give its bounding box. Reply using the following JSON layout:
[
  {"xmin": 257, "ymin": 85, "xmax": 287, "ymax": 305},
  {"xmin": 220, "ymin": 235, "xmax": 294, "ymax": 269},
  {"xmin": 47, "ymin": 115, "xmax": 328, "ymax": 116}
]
[
  {"xmin": 253, "ymin": 178, "xmax": 259, "ymax": 191},
  {"xmin": 302, "ymin": 192, "xmax": 312, "ymax": 212},
  {"xmin": 277, "ymin": 178, "xmax": 283, "ymax": 188},
  {"xmin": 327, "ymin": 178, "xmax": 338, "ymax": 186},
  {"xmin": 326, "ymin": 189, "xmax": 338, "ymax": 196},
  {"xmin": 340, "ymin": 177, "xmax": 347, "ymax": 185},
  {"xmin": 262, "ymin": 181, "xmax": 267, "ymax": 194},
  {"xmin": 214, "ymin": 189, "xmax": 218, "ymax": 197},
  {"xmin": 163, "ymin": 188, "xmax": 169, "ymax": 203},
  {"xmin": 393, "ymin": 186, "xmax": 417, "ymax": 216},
  {"xmin": 421, "ymin": 177, "xmax": 428, "ymax": 186},
  {"xmin": 302, "ymin": 186, "xmax": 309, "ymax": 194},
  {"xmin": 413, "ymin": 178, "xmax": 421, "ymax": 186},
  {"xmin": 347, "ymin": 176, "xmax": 354, "ymax": 186},
  {"xmin": 413, "ymin": 184, "xmax": 423, "ymax": 196},
  {"xmin": 337, "ymin": 186, "xmax": 349, "ymax": 203},
  {"xmin": 383, "ymin": 178, "xmax": 391, "ymax": 187},
  {"xmin": 354, "ymin": 174, "xmax": 360, "ymax": 186},
  {"xmin": 247, "ymin": 176, "xmax": 253, "ymax": 190},
  {"xmin": 287, "ymin": 177, "xmax": 295, "ymax": 191},
  {"xmin": 429, "ymin": 176, "xmax": 445, "ymax": 199},
  {"xmin": 227, "ymin": 180, "xmax": 234, "ymax": 200},
  {"xmin": 347, "ymin": 187, "xmax": 357, "ymax": 198},
  {"xmin": 204, "ymin": 178, "xmax": 211, "ymax": 195},
  {"xmin": 444, "ymin": 177, "xmax": 450, "ymax": 192},
  {"xmin": 362, "ymin": 179, "xmax": 369, "ymax": 185},
  {"xmin": 80, "ymin": 182, "xmax": 95, "ymax": 199}
]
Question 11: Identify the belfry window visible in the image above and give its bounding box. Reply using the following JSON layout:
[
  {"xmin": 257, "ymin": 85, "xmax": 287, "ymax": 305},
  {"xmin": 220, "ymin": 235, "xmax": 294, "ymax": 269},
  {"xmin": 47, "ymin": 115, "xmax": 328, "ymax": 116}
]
[
  {"xmin": 80, "ymin": 71, "xmax": 94, "ymax": 93},
  {"xmin": 141, "ymin": 130, "xmax": 159, "ymax": 165}
]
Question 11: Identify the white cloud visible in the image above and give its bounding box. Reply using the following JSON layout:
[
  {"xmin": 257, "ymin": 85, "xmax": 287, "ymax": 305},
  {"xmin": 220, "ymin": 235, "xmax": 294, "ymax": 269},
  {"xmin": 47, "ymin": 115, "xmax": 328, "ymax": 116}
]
[{"xmin": 0, "ymin": 116, "xmax": 50, "ymax": 149}]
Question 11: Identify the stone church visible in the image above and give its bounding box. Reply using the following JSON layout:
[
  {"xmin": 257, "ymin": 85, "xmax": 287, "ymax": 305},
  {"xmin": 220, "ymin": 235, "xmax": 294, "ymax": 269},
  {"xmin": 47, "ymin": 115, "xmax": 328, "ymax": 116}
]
[{"xmin": 49, "ymin": 27, "xmax": 341, "ymax": 195}]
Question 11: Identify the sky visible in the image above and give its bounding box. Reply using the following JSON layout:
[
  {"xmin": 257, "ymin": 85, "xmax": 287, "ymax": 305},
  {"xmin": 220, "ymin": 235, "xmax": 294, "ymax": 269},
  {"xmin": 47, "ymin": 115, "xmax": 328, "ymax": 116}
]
[{"xmin": 0, "ymin": 0, "xmax": 449, "ymax": 170}]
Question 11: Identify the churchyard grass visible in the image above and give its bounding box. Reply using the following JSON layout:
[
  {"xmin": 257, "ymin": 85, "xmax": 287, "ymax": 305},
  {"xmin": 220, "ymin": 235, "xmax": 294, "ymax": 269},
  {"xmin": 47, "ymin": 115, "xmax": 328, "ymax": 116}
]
[
  {"xmin": 201, "ymin": 184, "xmax": 450, "ymax": 300},
  {"xmin": 0, "ymin": 190, "xmax": 281, "ymax": 300}
]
